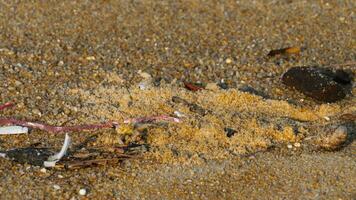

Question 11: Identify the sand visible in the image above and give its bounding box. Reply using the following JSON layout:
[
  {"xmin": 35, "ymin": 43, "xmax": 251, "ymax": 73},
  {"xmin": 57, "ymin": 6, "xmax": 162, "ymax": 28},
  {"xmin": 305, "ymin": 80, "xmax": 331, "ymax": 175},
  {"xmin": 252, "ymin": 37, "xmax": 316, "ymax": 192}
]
[{"xmin": 0, "ymin": 0, "xmax": 355, "ymax": 199}]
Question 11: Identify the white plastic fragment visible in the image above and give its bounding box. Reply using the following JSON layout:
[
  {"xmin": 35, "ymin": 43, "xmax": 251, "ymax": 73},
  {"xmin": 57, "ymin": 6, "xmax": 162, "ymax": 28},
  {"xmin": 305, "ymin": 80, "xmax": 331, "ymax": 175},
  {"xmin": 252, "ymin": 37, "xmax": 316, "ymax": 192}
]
[
  {"xmin": 0, "ymin": 126, "xmax": 28, "ymax": 135},
  {"xmin": 0, "ymin": 153, "xmax": 6, "ymax": 158},
  {"xmin": 174, "ymin": 111, "xmax": 185, "ymax": 118},
  {"xmin": 79, "ymin": 188, "xmax": 87, "ymax": 196},
  {"xmin": 44, "ymin": 133, "xmax": 71, "ymax": 167}
]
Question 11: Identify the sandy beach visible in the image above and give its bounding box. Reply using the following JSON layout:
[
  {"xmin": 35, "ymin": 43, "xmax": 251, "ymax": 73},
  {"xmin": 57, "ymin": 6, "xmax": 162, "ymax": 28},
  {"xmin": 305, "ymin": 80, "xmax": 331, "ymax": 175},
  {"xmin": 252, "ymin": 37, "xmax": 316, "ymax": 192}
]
[{"xmin": 0, "ymin": 1, "xmax": 355, "ymax": 199}]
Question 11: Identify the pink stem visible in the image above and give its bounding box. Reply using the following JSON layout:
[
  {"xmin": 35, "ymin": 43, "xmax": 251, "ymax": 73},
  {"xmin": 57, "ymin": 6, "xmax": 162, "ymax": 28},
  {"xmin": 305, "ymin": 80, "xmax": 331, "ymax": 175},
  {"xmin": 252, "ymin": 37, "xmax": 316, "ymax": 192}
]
[
  {"xmin": 0, "ymin": 115, "xmax": 180, "ymax": 133},
  {"xmin": 0, "ymin": 118, "xmax": 117, "ymax": 133},
  {"xmin": 1, "ymin": 100, "xmax": 180, "ymax": 133},
  {"xmin": 0, "ymin": 102, "xmax": 14, "ymax": 111}
]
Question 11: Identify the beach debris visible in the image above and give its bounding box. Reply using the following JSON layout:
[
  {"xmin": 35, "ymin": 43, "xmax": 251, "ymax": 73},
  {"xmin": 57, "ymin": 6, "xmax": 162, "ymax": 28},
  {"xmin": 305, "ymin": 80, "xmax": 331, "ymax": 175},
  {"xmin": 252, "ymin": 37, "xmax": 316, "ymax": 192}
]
[
  {"xmin": 339, "ymin": 113, "xmax": 356, "ymax": 122},
  {"xmin": 79, "ymin": 188, "xmax": 87, "ymax": 196},
  {"xmin": 0, "ymin": 126, "xmax": 29, "ymax": 135},
  {"xmin": 0, "ymin": 100, "xmax": 179, "ymax": 168},
  {"xmin": 44, "ymin": 133, "xmax": 71, "ymax": 167},
  {"xmin": 282, "ymin": 66, "xmax": 353, "ymax": 102},
  {"xmin": 174, "ymin": 111, "xmax": 185, "ymax": 118},
  {"xmin": 0, "ymin": 134, "xmax": 71, "ymax": 167},
  {"xmin": 0, "ymin": 118, "xmax": 117, "ymax": 133},
  {"xmin": 0, "ymin": 101, "xmax": 179, "ymax": 133},
  {"xmin": 184, "ymin": 82, "xmax": 204, "ymax": 92},
  {"xmin": 287, "ymin": 144, "xmax": 293, "ymax": 149},
  {"xmin": 267, "ymin": 46, "xmax": 303, "ymax": 57},
  {"xmin": 224, "ymin": 128, "xmax": 237, "ymax": 138},
  {"xmin": 316, "ymin": 125, "xmax": 348, "ymax": 150}
]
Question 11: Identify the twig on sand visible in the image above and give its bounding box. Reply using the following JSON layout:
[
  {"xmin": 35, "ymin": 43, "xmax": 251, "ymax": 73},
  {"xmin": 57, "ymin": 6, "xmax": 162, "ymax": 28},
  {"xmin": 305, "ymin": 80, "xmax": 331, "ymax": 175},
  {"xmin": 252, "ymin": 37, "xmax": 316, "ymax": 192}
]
[
  {"xmin": 0, "ymin": 118, "xmax": 117, "ymax": 133},
  {"xmin": 0, "ymin": 101, "xmax": 180, "ymax": 134}
]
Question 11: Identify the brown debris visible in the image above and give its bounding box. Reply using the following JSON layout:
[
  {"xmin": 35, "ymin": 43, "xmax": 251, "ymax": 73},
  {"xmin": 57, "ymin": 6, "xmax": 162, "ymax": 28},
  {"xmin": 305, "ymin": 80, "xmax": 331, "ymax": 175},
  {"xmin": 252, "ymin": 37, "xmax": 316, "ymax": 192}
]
[
  {"xmin": 339, "ymin": 113, "xmax": 356, "ymax": 122},
  {"xmin": 184, "ymin": 82, "xmax": 204, "ymax": 92},
  {"xmin": 267, "ymin": 46, "xmax": 303, "ymax": 57}
]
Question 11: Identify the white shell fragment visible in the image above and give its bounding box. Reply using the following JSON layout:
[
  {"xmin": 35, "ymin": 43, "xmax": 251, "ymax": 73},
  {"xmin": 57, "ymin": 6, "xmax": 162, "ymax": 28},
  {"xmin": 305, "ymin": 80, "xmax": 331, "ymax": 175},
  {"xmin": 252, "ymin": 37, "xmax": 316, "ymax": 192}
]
[
  {"xmin": 174, "ymin": 111, "xmax": 185, "ymax": 118},
  {"xmin": 0, "ymin": 126, "xmax": 29, "ymax": 135},
  {"xmin": 79, "ymin": 188, "xmax": 87, "ymax": 196},
  {"xmin": 44, "ymin": 133, "xmax": 71, "ymax": 167}
]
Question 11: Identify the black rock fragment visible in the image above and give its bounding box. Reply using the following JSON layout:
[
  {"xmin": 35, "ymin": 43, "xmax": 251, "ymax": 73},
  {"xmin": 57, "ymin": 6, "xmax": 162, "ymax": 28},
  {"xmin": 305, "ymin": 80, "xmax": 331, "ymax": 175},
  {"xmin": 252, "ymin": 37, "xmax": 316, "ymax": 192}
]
[
  {"xmin": 4, "ymin": 147, "xmax": 52, "ymax": 166},
  {"xmin": 239, "ymin": 85, "xmax": 270, "ymax": 99},
  {"xmin": 224, "ymin": 128, "xmax": 237, "ymax": 138},
  {"xmin": 281, "ymin": 66, "xmax": 353, "ymax": 103},
  {"xmin": 172, "ymin": 96, "xmax": 209, "ymax": 116}
]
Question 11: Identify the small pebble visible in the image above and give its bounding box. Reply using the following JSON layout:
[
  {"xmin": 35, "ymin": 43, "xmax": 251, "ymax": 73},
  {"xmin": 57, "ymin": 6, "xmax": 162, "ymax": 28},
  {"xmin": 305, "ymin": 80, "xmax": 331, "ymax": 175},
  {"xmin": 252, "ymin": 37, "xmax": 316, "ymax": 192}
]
[
  {"xmin": 225, "ymin": 58, "xmax": 232, "ymax": 64},
  {"xmin": 40, "ymin": 168, "xmax": 47, "ymax": 173},
  {"xmin": 79, "ymin": 188, "xmax": 87, "ymax": 196},
  {"xmin": 85, "ymin": 56, "xmax": 95, "ymax": 61},
  {"xmin": 294, "ymin": 142, "xmax": 301, "ymax": 147},
  {"xmin": 53, "ymin": 185, "xmax": 61, "ymax": 190},
  {"xmin": 58, "ymin": 174, "xmax": 64, "ymax": 179},
  {"xmin": 287, "ymin": 144, "xmax": 293, "ymax": 149},
  {"xmin": 324, "ymin": 116, "xmax": 330, "ymax": 121},
  {"xmin": 138, "ymin": 82, "xmax": 148, "ymax": 90}
]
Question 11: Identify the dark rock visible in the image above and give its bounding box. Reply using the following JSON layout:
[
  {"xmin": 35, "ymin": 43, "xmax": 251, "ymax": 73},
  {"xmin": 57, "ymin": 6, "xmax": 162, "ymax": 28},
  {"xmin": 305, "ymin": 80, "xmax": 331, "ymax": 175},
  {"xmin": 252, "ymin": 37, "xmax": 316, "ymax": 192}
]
[
  {"xmin": 224, "ymin": 128, "xmax": 237, "ymax": 138},
  {"xmin": 239, "ymin": 85, "xmax": 270, "ymax": 99},
  {"xmin": 281, "ymin": 66, "xmax": 353, "ymax": 103},
  {"xmin": 183, "ymin": 82, "xmax": 204, "ymax": 91},
  {"xmin": 217, "ymin": 82, "xmax": 229, "ymax": 90},
  {"xmin": 5, "ymin": 147, "xmax": 52, "ymax": 166},
  {"xmin": 334, "ymin": 69, "xmax": 353, "ymax": 84}
]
